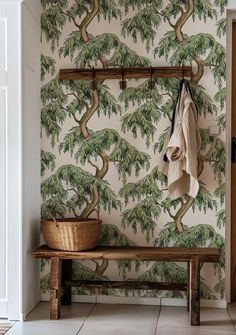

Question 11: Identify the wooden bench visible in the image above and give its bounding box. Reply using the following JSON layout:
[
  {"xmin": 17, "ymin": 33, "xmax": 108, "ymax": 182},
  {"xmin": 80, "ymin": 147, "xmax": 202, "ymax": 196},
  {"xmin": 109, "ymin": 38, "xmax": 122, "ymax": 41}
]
[{"xmin": 32, "ymin": 245, "xmax": 220, "ymax": 326}]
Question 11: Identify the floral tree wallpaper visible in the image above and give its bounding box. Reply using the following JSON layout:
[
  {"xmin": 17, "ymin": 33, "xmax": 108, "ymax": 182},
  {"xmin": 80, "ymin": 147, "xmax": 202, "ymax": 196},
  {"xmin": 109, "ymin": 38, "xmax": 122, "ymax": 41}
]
[{"xmin": 41, "ymin": 0, "xmax": 227, "ymax": 301}]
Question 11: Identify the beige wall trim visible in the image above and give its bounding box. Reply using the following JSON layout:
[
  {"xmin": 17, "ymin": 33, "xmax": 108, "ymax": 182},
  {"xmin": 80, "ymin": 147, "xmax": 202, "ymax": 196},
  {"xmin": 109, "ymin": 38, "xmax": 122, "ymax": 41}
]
[{"xmin": 41, "ymin": 294, "xmax": 227, "ymax": 309}]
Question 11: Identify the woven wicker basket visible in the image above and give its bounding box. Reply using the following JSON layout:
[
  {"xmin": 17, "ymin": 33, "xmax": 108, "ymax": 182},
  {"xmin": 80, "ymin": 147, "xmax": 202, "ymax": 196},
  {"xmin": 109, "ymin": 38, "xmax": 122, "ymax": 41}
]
[{"xmin": 41, "ymin": 217, "xmax": 102, "ymax": 251}]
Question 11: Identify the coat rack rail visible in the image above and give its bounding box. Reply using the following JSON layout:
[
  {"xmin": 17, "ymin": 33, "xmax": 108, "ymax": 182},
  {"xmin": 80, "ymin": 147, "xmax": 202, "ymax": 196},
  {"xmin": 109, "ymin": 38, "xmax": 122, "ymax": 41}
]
[{"xmin": 59, "ymin": 66, "xmax": 193, "ymax": 81}]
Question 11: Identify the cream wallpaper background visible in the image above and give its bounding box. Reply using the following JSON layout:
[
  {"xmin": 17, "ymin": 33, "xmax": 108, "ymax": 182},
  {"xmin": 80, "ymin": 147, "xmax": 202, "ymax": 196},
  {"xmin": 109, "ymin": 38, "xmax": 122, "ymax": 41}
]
[{"xmin": 40, "ymin": 0, "xmax": 227, "ymax": 301}]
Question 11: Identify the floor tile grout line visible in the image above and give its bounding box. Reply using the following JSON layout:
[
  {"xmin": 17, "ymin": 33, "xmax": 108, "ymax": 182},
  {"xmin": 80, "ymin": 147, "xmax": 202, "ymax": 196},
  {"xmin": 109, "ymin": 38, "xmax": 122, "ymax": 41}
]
[
  {"xmin": 1, "ymin": 321, "xmax": 15, "ymax": 335},
  {"xmin": 8, "ymin": 303, "xmax": 236, "ymax": 334},
  {"xmin": 76, "ymin": 302, "xmax": 97, "ymax": 334},
  {"xmin": 76, "ymin": 302, "xmax": 97, "ymax": 335},
  {"xmin": 76, "ymin": 302, "xmax": 161, "ymax": 335},
  {"xmin": 76, "ymin": 323, "xmax": 84, "ymax": 335},
  {"xmin": 154, "ymin": 302, "xmax": 162, "ymax": 334},
  {"xmin": 227, "ymin": 306, "xmax": 236, "ymax": 333}
]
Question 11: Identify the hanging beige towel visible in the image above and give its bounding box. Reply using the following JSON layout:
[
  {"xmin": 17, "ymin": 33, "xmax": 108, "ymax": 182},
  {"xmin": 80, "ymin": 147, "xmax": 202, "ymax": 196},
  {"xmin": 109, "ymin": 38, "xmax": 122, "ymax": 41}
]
[{"xmin": 159, "ymin": 81, "xmax": 201, "ymax": 199}]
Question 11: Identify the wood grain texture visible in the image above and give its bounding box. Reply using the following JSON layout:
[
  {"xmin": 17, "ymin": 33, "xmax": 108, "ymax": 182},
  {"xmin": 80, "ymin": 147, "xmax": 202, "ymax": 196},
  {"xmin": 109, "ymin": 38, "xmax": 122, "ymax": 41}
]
[
  {"xmin": 50, "ymin": 257, "xmax": 62, "ymax": 320},
  {"xmin": 32, "ymin": 245, "xmax": 220, "ymax": 324},
  {"xmin": 231, "ymin": 22, "xmax": 236, "ymax": 302},
  {"xmin": 63, "ymin": 280, "xmax": 187, "ymax": 291},
  {"xmin": 32, "ymin": 245, "xmax": 220, "ymax": 263},
  {"xmin": 189, "ymin": 260, "xmax": 200, "ymax": 326},
  {"xmin": 59, "ymin": 66, "xmax": 193, "ymax": 81}
]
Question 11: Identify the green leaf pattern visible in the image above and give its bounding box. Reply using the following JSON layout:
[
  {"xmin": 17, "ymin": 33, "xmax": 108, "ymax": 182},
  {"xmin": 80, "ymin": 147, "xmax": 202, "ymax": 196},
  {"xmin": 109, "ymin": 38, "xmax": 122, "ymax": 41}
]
[{"xmin": 41, "ymin": 0, "xmax": 226, "ymax": 301}]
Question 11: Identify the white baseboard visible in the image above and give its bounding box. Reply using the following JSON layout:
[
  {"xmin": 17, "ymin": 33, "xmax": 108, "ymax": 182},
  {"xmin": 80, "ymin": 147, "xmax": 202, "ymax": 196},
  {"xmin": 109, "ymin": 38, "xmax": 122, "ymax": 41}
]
[
  {"xmin": 40, "ymin": 293, "xmax": 51, "ymax": 302},
  {"xmin": 40, "ymin": 293, "xmax": 227, "ymax": 309},
  {"xmin": 161, "ymin": 298, "xmax": 187, "ymax": 307},
  {"xmin": 96, "ymin": 295, "xmax": 161, "ymax": 306},
  {"xmin": 72, "ymin": 295, "xmax": 96, "ymax": 303},
  {"xmin": 20, "ymin": 313, "xmax": 26, "ymax": 321},
  {"xmin": 200, "ymin": 299, "xmax": 227, "ymax": 309},
  {"xmin": 161, "ymin": 298, "xmax": 227, "ymax": 309},
  {"xmin": 41, "ymin": 293, "xmax": 97, "ymax": 304},
  {"xmin": 41, "ymin": 293, "xmax": 161, "ymax": 306},
  {"xmin": 21, "ymin": 295, "xmax": 41, "ymax": 321}
]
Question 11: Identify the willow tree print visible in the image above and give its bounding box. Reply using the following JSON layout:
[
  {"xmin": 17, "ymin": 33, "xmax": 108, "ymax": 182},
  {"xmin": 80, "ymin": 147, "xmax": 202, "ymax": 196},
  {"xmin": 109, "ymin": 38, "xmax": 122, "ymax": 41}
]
[{"xmin": 41, "ymin": 0, "xmax": 226, "ymax": 301}]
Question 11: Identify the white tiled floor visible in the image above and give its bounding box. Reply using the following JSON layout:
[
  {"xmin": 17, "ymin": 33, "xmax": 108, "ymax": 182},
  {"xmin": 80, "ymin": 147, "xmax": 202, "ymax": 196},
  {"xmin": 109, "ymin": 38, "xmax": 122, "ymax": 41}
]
[{"xmin": 5, "ymin": 302, "xmax": 236, "ymax": 335}]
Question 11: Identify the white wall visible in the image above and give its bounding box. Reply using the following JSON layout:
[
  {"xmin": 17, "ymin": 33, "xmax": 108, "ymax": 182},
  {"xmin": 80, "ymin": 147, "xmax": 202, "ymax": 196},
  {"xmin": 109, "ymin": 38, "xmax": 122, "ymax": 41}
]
[
  {"xmin": 0, "ymin": 0, "xmax": 41, "ymax": 320},
  {"xmin": 21, "ymin": 0, "xmax": 41, "ymax": 319},
  {"xmin": 0, "ymin": 1, "xmax": 8, "ymax": 318},
  {"xmin": 5, "ymin": 0, "xmax": 22, "ymax": 320}
]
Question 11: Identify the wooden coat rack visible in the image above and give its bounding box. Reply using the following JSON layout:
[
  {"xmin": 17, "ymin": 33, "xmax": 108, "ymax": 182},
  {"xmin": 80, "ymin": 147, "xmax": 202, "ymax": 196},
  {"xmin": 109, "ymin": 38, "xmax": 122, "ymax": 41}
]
[{"xmin": 59, "ymin": 66, "xmax": 193, "ymax": 81}]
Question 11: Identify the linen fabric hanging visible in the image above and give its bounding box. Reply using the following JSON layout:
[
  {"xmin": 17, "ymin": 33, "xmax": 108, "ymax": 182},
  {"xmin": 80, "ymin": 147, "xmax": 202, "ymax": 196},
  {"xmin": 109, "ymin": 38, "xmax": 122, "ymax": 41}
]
[{"xmin": 159, "ymin": 80, "xmax": 201, "ymax": 200}]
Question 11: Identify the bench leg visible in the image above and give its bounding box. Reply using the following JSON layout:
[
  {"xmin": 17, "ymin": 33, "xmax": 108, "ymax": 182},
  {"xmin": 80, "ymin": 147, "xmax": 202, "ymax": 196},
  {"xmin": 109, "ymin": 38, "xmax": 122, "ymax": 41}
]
[
  {"xmin": 50, "ymin": 257, "xmax": 62, "ymax": 320},
  {"xmin": 61, "ymin": 260, "xmax": 72, "ymax": 305},
  {"xmin": 189, "ymin": 260, "xmax": 200, "ymax": 326}
]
